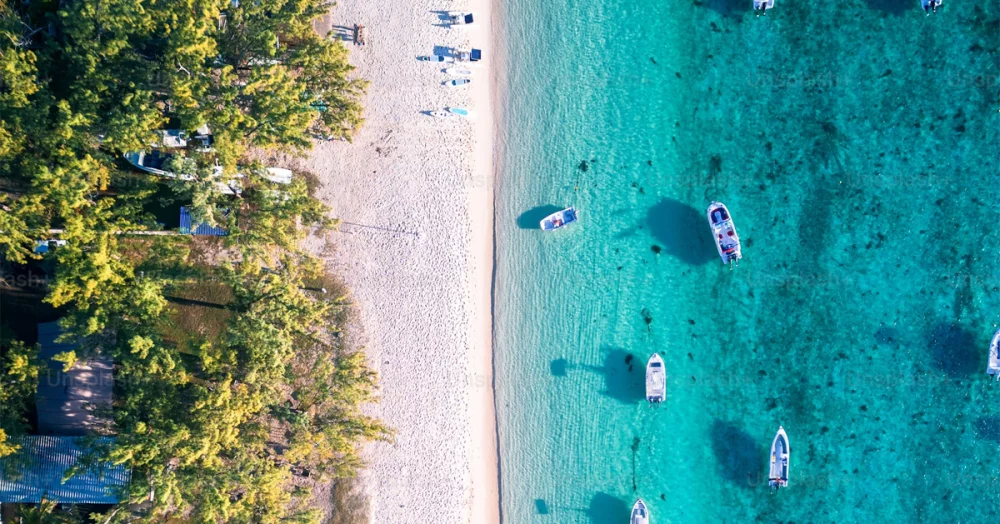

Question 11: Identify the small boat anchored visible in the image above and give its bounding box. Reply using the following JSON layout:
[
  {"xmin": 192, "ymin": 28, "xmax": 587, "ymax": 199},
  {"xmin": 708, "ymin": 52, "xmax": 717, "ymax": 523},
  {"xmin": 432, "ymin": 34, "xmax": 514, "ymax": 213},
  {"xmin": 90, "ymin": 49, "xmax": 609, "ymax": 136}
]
[
  {"xmin": 707, "ymin": 201, "xmax": 742, "ymax": 268},
  {"xmin": 645, "ymin": 354, "xmax": 666, "ymax": 406},
  {"xmin": 921, "ymin": 0, "xmax": 941, "ymax": 14},
  {"xmin": 630, "ymin": 499, "xmax": 649, "ymax": 524},
  {"xmin": 988, "ymin": 329, "xmax": 1000, "ymax": 381},
  {"xmin": 754, "ymin": 0, "xmax": 774, "ymax": 14},
  {"xmin": 540, "ymin": 207, "xmax": 578, "ymax": 231},
  {"xmin": 768, "ymin": 426, "xmax": 789, "ymax": 491}
]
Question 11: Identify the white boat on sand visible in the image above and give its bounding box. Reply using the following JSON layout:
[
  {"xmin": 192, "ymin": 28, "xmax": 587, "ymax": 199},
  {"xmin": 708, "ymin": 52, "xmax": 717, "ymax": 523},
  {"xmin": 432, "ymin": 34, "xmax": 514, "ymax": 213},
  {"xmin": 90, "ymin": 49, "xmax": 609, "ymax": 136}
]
[
  {"xmin": 448, "ymin": 107, "xmax": 472, "ymax": 117},
  {"xmin": 540, "ymin": 207, "xmax": 577, "ymax": 231},
  {"xmin": 446, "ymin": 78, "xmax": 471, "ymax": 87},
  {"xmin": 646, "ymin": 354, "xmax": 666, "ymax": 406},
  {"xmin": 988, "ymin": 329, "xmax": 1000, "ymax": 380},
  {"xmin": 631, "ymin": 499, "xmax": 649, "ymax": 524},
  {"xmin": 429, "ymin": 110, "xmax": 454, "ymax": 118},
  {"xmin": 418, "ymin": 55, "xmax": 454, "ymax": 63},
  {"xmin": 445, "ymin": 67, "xmax": 472, "ymax": 76},
  {"xmin": 768, "ymin": 426, "xmax": 789, "ymax": 490},
  {"xmin": 707, "ymin": 201, "xmax": 742, "ymax": 267}
]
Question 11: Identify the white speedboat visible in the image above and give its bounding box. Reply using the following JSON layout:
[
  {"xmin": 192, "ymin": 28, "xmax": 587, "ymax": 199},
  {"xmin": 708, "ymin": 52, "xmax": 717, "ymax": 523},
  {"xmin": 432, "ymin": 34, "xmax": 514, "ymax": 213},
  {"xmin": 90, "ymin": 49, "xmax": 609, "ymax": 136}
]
[
  {"xmin": 446, "ymin": 78, "xmax": 471, "ymax": 87},
  {"xmin": 630, "ymin": 499, "xmax": 649, "ymax": 524},
  {"xmin": 445, "ymin": 68, "xmax": 473, "ymax": 76},
  {"xmin": 262, "ymin": 167, "xmax": 293, "ymax": 185},
  {"xmin": 706, "ymin": 201, "xmax": 742, "ymax": 267},
  {"xmin": 448, "ymin": 107, "xmax": 472, "ymax": 117},
  {"xmin": 754, "ymin": 0, "xmax": 774, "ymax": 13},
  {"xmin": 768, "ymin": 426, "xmax": 789, "ymax": 490},
  {"xmin": 988, "ymin": 329, "xmax": 1000, "ymax": 380},
  {"xmin": 447, "ymin": 12, "xmax": 475, "ymax": 27},
  {"xmin": 418, "ymin": 55, "xmax": 454, "ymax": 63},
  {"xmin": 921, "ymin": 0, "xmax": 941, "ymax": 13},
  {"xmin": 645, "ymin": 354, "xmax": 666, "ymax": 406},
  {"xmin": 540, "ymin": 207, "xmax": 577, "ymax": 231},
  {"xmin": 430, "ymin": 110, "xmax": 454, "ymax": 118}
]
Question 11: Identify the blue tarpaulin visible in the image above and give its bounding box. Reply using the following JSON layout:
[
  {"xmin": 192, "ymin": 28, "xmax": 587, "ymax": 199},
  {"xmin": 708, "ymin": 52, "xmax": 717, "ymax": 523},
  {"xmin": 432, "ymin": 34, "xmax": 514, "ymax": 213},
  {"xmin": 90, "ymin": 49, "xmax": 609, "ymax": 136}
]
[{"xmin": 179, "ymin": 206, "xmax": 227, "ymax": 236}]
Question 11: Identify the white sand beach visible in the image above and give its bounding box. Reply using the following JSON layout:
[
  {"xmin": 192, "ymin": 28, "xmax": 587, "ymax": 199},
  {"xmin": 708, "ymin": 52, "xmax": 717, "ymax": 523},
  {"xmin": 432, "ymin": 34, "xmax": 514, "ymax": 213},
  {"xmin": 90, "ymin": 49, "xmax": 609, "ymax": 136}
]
[{"xmin": 299, "ymin": 0, "xmax": 499, "ymax": 521}]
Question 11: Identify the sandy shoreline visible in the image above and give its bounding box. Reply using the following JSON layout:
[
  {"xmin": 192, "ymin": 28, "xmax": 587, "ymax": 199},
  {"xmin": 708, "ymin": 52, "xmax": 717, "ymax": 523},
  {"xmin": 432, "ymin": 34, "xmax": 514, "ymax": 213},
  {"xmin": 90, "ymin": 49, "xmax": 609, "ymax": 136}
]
[{"xmin": 299, "ymin": 0, "xmax": 499, "ymax": 521}]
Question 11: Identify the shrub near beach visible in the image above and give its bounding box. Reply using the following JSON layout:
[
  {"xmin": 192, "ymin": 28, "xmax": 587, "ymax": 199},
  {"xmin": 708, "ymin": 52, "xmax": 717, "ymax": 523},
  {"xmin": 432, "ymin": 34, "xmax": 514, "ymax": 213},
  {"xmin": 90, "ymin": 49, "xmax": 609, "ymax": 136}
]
[{"xmin": 0, "ymin": 0, "xmax": 388, "ymax": 521}]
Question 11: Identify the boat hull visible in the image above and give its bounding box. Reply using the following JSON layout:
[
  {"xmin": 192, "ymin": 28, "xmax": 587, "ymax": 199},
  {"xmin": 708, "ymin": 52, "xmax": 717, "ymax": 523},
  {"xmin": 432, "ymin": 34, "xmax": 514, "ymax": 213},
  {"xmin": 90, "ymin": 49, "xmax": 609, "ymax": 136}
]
[
  {"xmin": 645, "ymin": 354, "xmax": 666, "ymax": 405},
  {"xmin": 540, "ymin": 207, "xmax": 578, "ymax": 231},
  {"xmin": 988, "ymin": 329, "xmax": 1000, "ymax": 380},
  {"xmin": 769, "ymin": 426, "xmax": 789, "ymax": 489},
  {"xmin": 631, "ymin": 499, "xmax": 649, "ymax": 524},
  {"xmin": 707, "ymin": 201, "xmax": 742, "ymax": 264}
]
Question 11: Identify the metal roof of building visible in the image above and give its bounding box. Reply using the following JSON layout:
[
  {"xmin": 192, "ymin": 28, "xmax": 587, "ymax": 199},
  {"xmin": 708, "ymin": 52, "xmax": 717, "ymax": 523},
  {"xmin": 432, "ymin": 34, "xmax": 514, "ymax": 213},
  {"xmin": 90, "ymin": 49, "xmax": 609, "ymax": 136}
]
[
  {"xmin": 36, "ymin": 322, "xmax": 113, "ymax": 436},
  {"xmin": 0, "ymin": 436, "xmax": 130, "ymax": 504},
  {"xmin": 179, "ymin": 206, "xmax": 227, "ymax": 236}
]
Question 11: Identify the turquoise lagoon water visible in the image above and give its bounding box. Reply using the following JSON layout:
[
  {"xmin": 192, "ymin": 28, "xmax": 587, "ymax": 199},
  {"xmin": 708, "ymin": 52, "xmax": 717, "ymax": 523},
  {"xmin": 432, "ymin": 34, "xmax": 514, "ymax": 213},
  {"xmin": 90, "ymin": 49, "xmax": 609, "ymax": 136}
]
[{"xmin": 493, "ymin": 0, "xmax": 1000, "ymax": 521}]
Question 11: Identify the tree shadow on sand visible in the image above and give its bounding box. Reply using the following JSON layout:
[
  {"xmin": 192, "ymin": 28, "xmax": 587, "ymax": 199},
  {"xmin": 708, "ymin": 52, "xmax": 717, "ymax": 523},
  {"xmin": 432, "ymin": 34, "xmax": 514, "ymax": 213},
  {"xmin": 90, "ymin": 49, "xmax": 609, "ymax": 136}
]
[
  {"xmin": 582, "ymin": 348, "xmax": 645, "ymax": 404},
  {"xmin": 927, "ymin": 323, "xmax": 980, "ymax": 377},
  {"xmin": 710, "ymin": 420, "xmax": 762, "ymax": 489},
  {"xmin": 644, "ymin": 199, "xmax": 716, "ymax": 265},
  {"xmin": 517, "ymin": 205, "xmax": 565, "ymax": 229},
  {"xmin": 586, "ymin": 493, "xmax": 629, "ymax": 524}
]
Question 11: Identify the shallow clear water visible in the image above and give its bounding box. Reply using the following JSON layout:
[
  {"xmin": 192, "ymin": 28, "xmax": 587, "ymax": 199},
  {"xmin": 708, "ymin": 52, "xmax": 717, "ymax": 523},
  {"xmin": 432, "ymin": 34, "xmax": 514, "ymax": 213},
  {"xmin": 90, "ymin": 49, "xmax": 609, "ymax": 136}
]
[{"xmin": 493, "ymin": 0, "xmax": 1000, "ymax": 522}]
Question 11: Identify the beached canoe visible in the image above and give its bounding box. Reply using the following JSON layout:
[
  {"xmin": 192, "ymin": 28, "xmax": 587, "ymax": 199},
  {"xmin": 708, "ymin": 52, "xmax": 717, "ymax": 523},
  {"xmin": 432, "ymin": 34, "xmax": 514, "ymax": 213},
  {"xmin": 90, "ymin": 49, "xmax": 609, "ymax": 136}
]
[
  {"xmin": 768, "ymin": 426, "xmax": 789, "ymax": 490},
  {"xmin": 988, "ymin": 329, "xmax": 1000, "ymax": 380},
  {"xmin": 707, "ymin": 201, "xmax": 742, "ymax": 267},
  {"xmin": 631, "ymin": 499, "xmax": 649, "ymax": 524},
  {"xmin": 645, "ymin": 354, "xmax": 666, "ymax": 406},
  {"xmin": 430, "ymin": 110, "xmax": 454, "ymax": 118},
  {"xmin": 446, "ymin": 78, "xmax": 471, "ymax": 87},
  {"xmin": 419, "ymin": 55, "xmax": 454, "ymax": 63},
  {"xmin": 445, "ymin": 68, "xmax": 473, "ymax": 76},
  {"xmin": 540, "ymin": 207, "xmax": 578, "ymax": 231}
]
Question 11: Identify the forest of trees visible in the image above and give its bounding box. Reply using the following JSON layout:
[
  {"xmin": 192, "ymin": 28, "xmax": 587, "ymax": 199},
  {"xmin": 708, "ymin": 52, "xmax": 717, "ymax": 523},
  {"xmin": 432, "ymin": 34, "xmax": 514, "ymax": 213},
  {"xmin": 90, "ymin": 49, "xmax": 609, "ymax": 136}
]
[{"xmin": 0, "ymin": 0, "xmax": 388, "ymax": 521}]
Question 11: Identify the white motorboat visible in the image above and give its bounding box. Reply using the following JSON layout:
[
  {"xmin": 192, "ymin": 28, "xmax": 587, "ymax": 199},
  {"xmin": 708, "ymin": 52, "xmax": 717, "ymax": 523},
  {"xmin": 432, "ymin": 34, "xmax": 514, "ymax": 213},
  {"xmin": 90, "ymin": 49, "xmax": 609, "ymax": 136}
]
[
  {"xmin": 446, "ymin": 78, "xmax": 471, "ymax": 87},
  {"xmin": 540, "ymin": 207, "xmax": 578, "ymax": 231},
  {"xmin": 988, "ymin": 329, "xmax": 1000, "ymax": 380},
  {"xmin": 645, "ymin": 354, "xmax": 666, "ymax": 406},
  {"xmin": 706, "ymin": 201, "xmax": 742, "ymax": 267},
  {"xmin": 430, "ymin": 110, "xmax": 454, "ymax": 118},
  {"xmin": 768, "ymin": 426, "xmax": 789, "ymax": 490},
  {"xmin": 754, "ymin": 0, "xmax": 774, "ymax": 13},
  {"xmin": 445, "ymin": 68, "xmax": 473, "ymax": 76},
  {"xmin": 262, "ymin": 167, "xmax": 293, "ymax": 185},
  {"xmin": 921, "ymin": 0, "xmax": 941, "ymax": 13},
  {"xmin": 630, "ymin": 499, "xmax": 649, "ymax": 524}
]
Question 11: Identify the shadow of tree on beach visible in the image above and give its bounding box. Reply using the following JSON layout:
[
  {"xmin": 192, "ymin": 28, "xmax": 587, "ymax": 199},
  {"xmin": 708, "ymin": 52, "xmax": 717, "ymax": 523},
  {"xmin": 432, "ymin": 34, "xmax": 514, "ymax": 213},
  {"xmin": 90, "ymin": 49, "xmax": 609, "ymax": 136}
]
[
  {"xmin": 710, "ymin": 420, "xmax": 762, "ymax": 489},
  {"xmin": 518, "ymin": 205, "xmax": 564, "ymax": 229},
  {"xmin": 645, "ymin": 199, "xmax": 716, "ymax": 265},
  {"xmin": 582, "ymin": 348, "xmax": 644, "ymax": 404},
  {"xmin": 927, "ymin": 323, "xmax": 980, "ymax": 377},
  {"xmin": 586, "ymin": 492, "xmax": 629, "ymax": 524}
]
